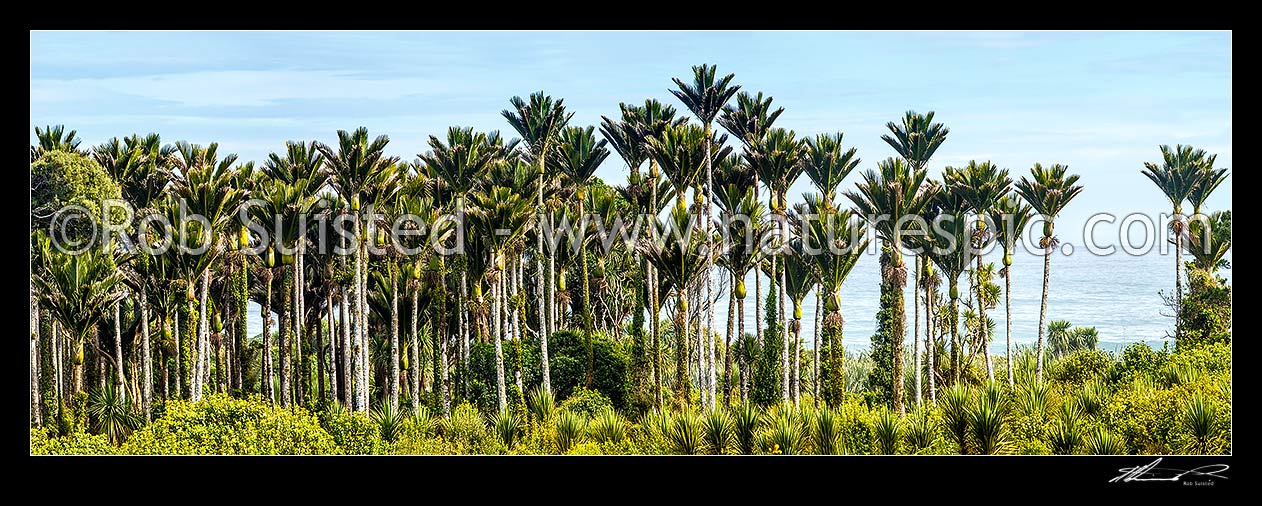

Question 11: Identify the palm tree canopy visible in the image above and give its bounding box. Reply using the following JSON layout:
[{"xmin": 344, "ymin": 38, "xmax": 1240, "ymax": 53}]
[
  {"xmin": 803, "ymin": 132, "xmax": 861, "ymax": 200},
  {"xmin": 32, "ymin": 124, "xmax": 84, "ymax": 160},
  {"xmin": 944, "ymin": 160, "xmax": 1011, "ymax": 216},
  {"xmin": 717, "ymin": 186, "xmax": 768, "ymax": 279},
  {"xmin": 717, "ymin": 91, "xmax": 784, "ymax": 147},
  {"xmin": 845, "ymin": 157, "xmax": 933, "ymax": 246},
  {"xmin": 501, "ymin": 92, "xmax": 573, "ymax": 159},
  {"xmin": 638, "ymin": 205, "xmax": 717, "ymax": 297},
  {"xmin": 470, "ymin": 186, "xmax": 535, "ymax": 270},
  {"xmin": 671, "ymin": 64, "xmax": 741, "ymax": 126},
  {"xmin": 1187, "ymin": 210, "xmax": 1231, "ymax": 272},
  {"xmin": 800, "ymin": 194, "xmax": 869, "ymax": 296},
  {"xmin": 171, "ymin": 141, "xmax": 246, "ymax": 232},
  {"xmin": 990, "ymin": 194, "xmax": 1034, "ymax": 254},
  {"xmin": 264, "ymin": 141, "xmax": 329, "ymax": 191},
  {"xmin": 34, "ymin": 249, "xmax": 128, "ymax": 343},
  {"xmin": 881, "ymin": 110, "xmax": 949, "ymax": 169},
  {"xmin": 1140, "ymin": 144, "xmax": 1205, "ymax": 213},
  {"xmin": 1013, "ymin": 163, "xmax": 1084, "ymax": 231},
  {"xmin": 1188, "ymin": 160, "xmax": 1228, "ymax": 214},
  {"xmin": 780, "ymin": 240, "xmax": 817, "ymax": 307},
  {"xmin": 316, "ymin": 127, "xmax": 400, "ymax": 203},
  {"xmin": 713, "ymin": 153, "xmax": 756, "ymax": 210},
  {"xmin": 552, "ymin": 125, "xmax": 611, "ymax": 189},
  {"xmin": 646, "ymin": 124, "xmax": 731, "ymax": 203},
  {"xmin": 417, "ymin": 126, "xmax": 503, "ymax": 198},
  {"xmin": 93, "ymin": 133, "xmax": 175, "ymax": 211},
  {"xmin": 747, "ymin": 127, "xmax": 805, "ymax": 197},
  {"xmin": 922, "ymin": 184, "xmax": 976, "ymax": 287}
]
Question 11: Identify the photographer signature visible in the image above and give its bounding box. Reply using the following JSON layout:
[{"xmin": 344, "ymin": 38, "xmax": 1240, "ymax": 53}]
[{"xmin": 1110, "ymin": 458, "xmax": 1229, "ymax": 483}]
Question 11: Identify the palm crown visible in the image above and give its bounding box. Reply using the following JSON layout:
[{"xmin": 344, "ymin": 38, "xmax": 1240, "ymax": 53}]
[
  {"xmin": 881, "ymin": 110, "xmax": 949, "ymax": 169},
  {"xmin": 1013, "ymin": 163, "xmax": 1083, "ymax": 240},
  {"xmin": 671, "ymin": 64, "xmax": 741, "ymax": 126}
]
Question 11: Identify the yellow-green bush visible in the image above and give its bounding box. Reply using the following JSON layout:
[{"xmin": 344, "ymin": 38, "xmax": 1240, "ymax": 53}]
[
  {"xmin": 123, "ymin": 394, "xmax": 339, "ymax": 455},
  {"xmin": 31, "ymin": 427, "xmax": 115, "ymax": 455},
  {"xmin": 319, "ymin": 408, "xmax": 386, "ymax": 455}
]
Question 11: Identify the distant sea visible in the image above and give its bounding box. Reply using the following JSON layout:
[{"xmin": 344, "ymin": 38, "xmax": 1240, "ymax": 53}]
[{"xmin": 247, "ymin": 249, "xmax": 1231, "ymax": 356}]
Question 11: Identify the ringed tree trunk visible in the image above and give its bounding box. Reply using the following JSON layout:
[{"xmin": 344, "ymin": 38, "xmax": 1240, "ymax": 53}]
[
  {"xmin": 140, "ymin": 286, "xmax": 152, "ymax": 419},
  {"xmin": 1004, "ymin": 257, "xmax": 1014, "ymax": 387},
  {"xmin": 675, "ymin": 295, "xmax": 691, "ymax": 410},
  {"xmin": 950, "ymin": 278, "xmax": 961, "ymax": 384},
  {"xmin": 494, "ymin": 271, "xmax": 507, "ymax": 410},
  {"xmin": 926, "ymin": 279, "xmax": 936, "ymax": 402},
  {"xmin": 913, "ymin": 256, "xmax": 921, "ymax": 407},
  {"xmin": 813, "ymin": 287, "xmax": 820, "ymax": 404},
  {"xmin": 411, "ymin": 285, "xmax": 420, "ymax": 413},
  {"xmin": 390, "ymin": 262, "xmax": 401, "ymax": 412},
  {"xmin": 724, "ymin": 273, "xmax": 735, "ymax": 407},
  {"xmin": 31, "ymin": 288, "xmax": 40, "ymax": 427},
  {"xmin": 1034, "ymin": 238, "xmax": 1051, "ymax": 383},
  {"xmin": 114, "ymin": 299, "xmax": 127, "ymax": 403},
  {"xmin": 978, "ymin": 248, "xmax": 993, "ymax": 382},
  {"xmin": 280, "ymin": 263, "xmax": 292, "ymax": 408}
]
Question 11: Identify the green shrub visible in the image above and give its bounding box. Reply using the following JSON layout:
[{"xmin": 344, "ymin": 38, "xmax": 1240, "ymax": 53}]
[
  {"xmin": 525, "ymin": 330, "xmax": 630, "ymax": 411},
  {"xmin": 527, "ymin": 387, "xmax": 556, "ymax": 423},
  {"xmin": 441, "ymin": 402, "xmax": 497, "ymax": 455},
  {"xmin": 590, "ymin": 408, "xmax": 627, "ymax": 445},
  {"xmin": 1047, "ymin": 349, "xmax": 1111, "ymax": 387},
  {"xmin": 319, "ymin": 406, "xmax": 386, "ymax": 455},
  {"xmin": 31, "ymin": 426, "xmax": 115, "ymax": 455},
  {"xmin": 701, "ymin": 408, "xmax": 734, "ymax": 455},
  {"xmin": 761, "ymin": 406, "xmax": 805, "ymax": 455},
  {"xmin": 124, "ymin": 394, "xmax": 339, "ymax": 455},
  {"xmin": 873, "ymin": 407, "xmax": 901, "ymax": 455},
  {"xmin": 555, "ymin": 410, "xmax": 587, "ymax": 453},
  {"xmin": 1084, "ymin": 426, "xmax": 1126, "ymax": 455},
  {"xmin": 1111, "ymin": 342, "xmax": 1166, "ymax": 386},
  {"xmin": 813, "ymin": 406, "xmax": 844, "ymax": 455},
  {"xmin": 837, "ymin": 399, "xmax": 874, "ymax": 455},
  {"xmin": 1177, "ymin": 269, "xmax": 1231, "ymax": 349},
  {"xmin": 30, "ymin": 150, "xmax": 123, "ymax": 241},
  {"xmin": 732, "ymin": 402, "xmax": 762, "ymax": 455},
  {"xmin": 904, "ymin": 407, "xmax": 938, "ymax": 454},
  {"xmin": 558, "ymin": 387, "xmax": 613, "ymax": 419}
]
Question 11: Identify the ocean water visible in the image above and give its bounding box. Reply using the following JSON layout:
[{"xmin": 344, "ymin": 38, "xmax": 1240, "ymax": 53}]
[{"xmin": 246, "ymin": 248, "xmax": 1230, "ymax": 356}]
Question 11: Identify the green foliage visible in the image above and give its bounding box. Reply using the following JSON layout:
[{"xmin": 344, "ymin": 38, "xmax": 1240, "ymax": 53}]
[
  {"xmin": 490, "ymin": 408, "xmax": 522, "ymax": 451},
  {"xmin": 1047, "ymin": 402, "xmax": 1084, "ymax": 454},
  {"xmin": 1084, "ymin": 427, "xmax": 1126, "ymax": 455},
  {"xmin": 319, "ymin": 405, "xmax": 386, "ymax": 455},
  {"xmin": 761, "ymin": 405, "xmax": 805, "ymax": 455},
  {"xmin": 30, "ymin": 150, "xmax": 124, "ymax": 241},
  {"xmin": 732, "ymin": 402, "xmax": 762, "ymax": 455},
  {"xmin": 31, "ymin": 426, "xmax": 115, "ymax": 455},
  {"xmin": 666, "ymin": 410, "xmax": 705, "ymax": 455},
  {"xmin": 812, "ymin": 406, "xmax": 844, "ymax": 455},
  {"xmin": 1177, "ymin": 269, "xmax": 1231, "ymax": 349},
  {"xmin": 904, "ymin": 407, "xmax": 938, "ymax": 454},
  {"xmin": 57, "ymin": 391, "xmax": 90, "ymax": 437},
  {"xmin": 868, "ymin": 276, "xmax": 903, "ymax": 408},
  {"xmin": 555, "ymin": 410, "xmax": 587, "ymax": 453},
  {"xmin": 369, "ymin": 402, "xmax": 405, "ymax": 443},
  {"xmin": 969, "ymin": 385, "xmax": 1011, "ymax": 455},
  {"xmin": 940, "ymin": 384, "xmax": 972, "ymax": 454},
  {"xmin": 527, "ymin": 387, "xmax": 556, "ymax": 423},
  {"xmin": 837, "ymin": 399, "xmax": 874, "ymax": 455},
  {"xmin": 558, "ymin": 387, "xmax": 614, "ymax": 419},
  {"xmin": 701, "ymin": 408, "xmax": 734, "ymax": 455},
  {"xmin": 590, "ymin": 408, "xmax": 627, "ymax": 445},
  {"xmin": 873, "ymin": 407, "xmax": 901, "ymax": 454},
  {"xmin": 1183, "ymin": 392, "xmax": 1219, "ymax": 454},
  {"xmin": 125, "ymin": 394, "xmax": 339, "ymax": 455},
  {"xmin": 87, "ymin": 383, "xmax": 141, "ymax": 444},
  {"xmin": 1015, "ymin": 380, "xmax": 1053, "ymax": 418},
  {"xmin": 1111, "ymin": 342, "xmax": 1167, "ymax": 386},
  {"xmin": 1047, "ymin": 349, "xmax": 1110, "ymax": 387},
  {"xmin": 533, "ymin": 330, "xmax": 630, "ymax": 411},
  {"xmin": 1075, "ymin": 379, "xmax": 1109, "ymax": 417},
  {"xmin": 752, "ymin": 291, "xmax": 784, "ymax": 407},
  {"xmin": 441, "ymin": 402, "xmax": 497, "ymax": 455}
]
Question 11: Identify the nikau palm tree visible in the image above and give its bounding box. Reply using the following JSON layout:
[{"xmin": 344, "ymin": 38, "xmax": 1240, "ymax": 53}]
[
  {"xmin": 990, "ymin": 195, "xmax": 1032, "ymax": 386},
  {"xmin": 1014, "ymin": 163, "xmax": 1083, "ymax": 383},
  {"xmin": 846, "ymin": 157, "xmax": 933, "ymax": 414},
  {"xmin": 671, "ymin": 64, "xmax": 739, "ymax": 408},
  {"xmin": 945, "ymin": 161, "xmax": 1010, "ymax": 381},
  {"xmin": 502, "ymin": 93, "xmax": 572, "ymax": 396}
]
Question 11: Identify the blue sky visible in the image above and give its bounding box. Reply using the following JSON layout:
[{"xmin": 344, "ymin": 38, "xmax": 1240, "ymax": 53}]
[{"xmin": 30, "ymin": 31, "xmax": 1231, "ymax": 244}]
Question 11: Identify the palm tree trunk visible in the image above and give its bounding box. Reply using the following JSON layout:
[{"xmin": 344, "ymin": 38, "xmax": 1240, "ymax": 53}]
[
  {"xmin": 792, "ymin": 314, "xmax": 802, "ymax": 405},
  {"xmin": 341, "ymin": 285, "xmax": 352, "ymax": 407},
  {"xmin": 1035, "ymin": 243, "xmax": 1051, "ymax": 383},
  {"xmin": 494, "ymin": 273, "xmax": 507, "ymax": 410},
  {"xmin": 738, "ymin": 293, "xmax": 747, "ymax": 403},
  {"xmin": 390, "ymin": 263, "xmax": 401, "ymax": 412},
  {"xmin": 262, "ymin": 271, "xmax": 274, "ymax": 402},
  {"xmin": 295, "ymin": 246, "xmax": 305, "ymax": 406},
  {"xmin": 410, "ymin": 286, "xmax": 420, "ymax": 413},
  {"xmin": 675, "ymin": 297, "xmax": 690, "ymax": 409},
  {"xmin": 280, "ymin": 265, "xmax": 292, "ymax": 408},
  {"xmin": 813, "ymin": 287, "xmax": 820, "ymax": 404},
  {"xmin": 438, "ymin": 291, "xmax": 451, "ymax": 415},
  {"xmin": 513, "ymin": 257, "xmax": 524, "ymax": 400},
  {"xmin": 235, "ymin": 258, "xmax": 248, "ymax": 393},
  {"xmin": 114, "ymin": 300, "xmax": 127, "ymax": 403},
  {"xmin": 927, "ymin": 281, "xmax": 935, "ymax": 402},
  {"xmin": 579, "ymin": 195, "xmax": 595, "ymax": 389},
  {"xmin": 703, "ymin": 122, "xmax": 717, "ymax": 408},
  {"xmin": 978, "ymin": 253, "xmax": 993, "ymax": 382},
  {"xmin": 651, "ymin": 275, "xmax": 662, "ymax": 409},
  {"xmin": 1174, "ymin": 217, "xmax": 1183, "ymax": 337},
  {"xmin": 323, "ymin": 291, "xmax": 332, "ymax": 403},
  {"xmin": 140, "ymin": 286, "xmax": 152, "ymax": 418},
  {"xmin": 950, "ymin": 282, "xmax": 960, "ymax": 384},
  {"xmin": 198, "ymin": 268, "xmax": 212, "ymax": 401},
  {"xmin": 31, "ymin": 287, "xmax": 40, "ymax": 427},
  {"xmin": 1004, "ymin": 265, "xmax": 1013, "ymax": 387},
  {"xmin": 724, "ymin": 275, "xmax": 735, "ymax": 407},
  {"xmin": 778, "ymin": 214, "xmax": 789, "ymax": 405},
  {"xmin": 460, "ymin": 270, "xmax": 469, "ymax": 400},
  {"xmin": 914, "ymin": 257, "xmax": 921, "ymax": 407},
  {"xmin": 350, "ymin": 217, "xmax": 364, "ymax": 412}
]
